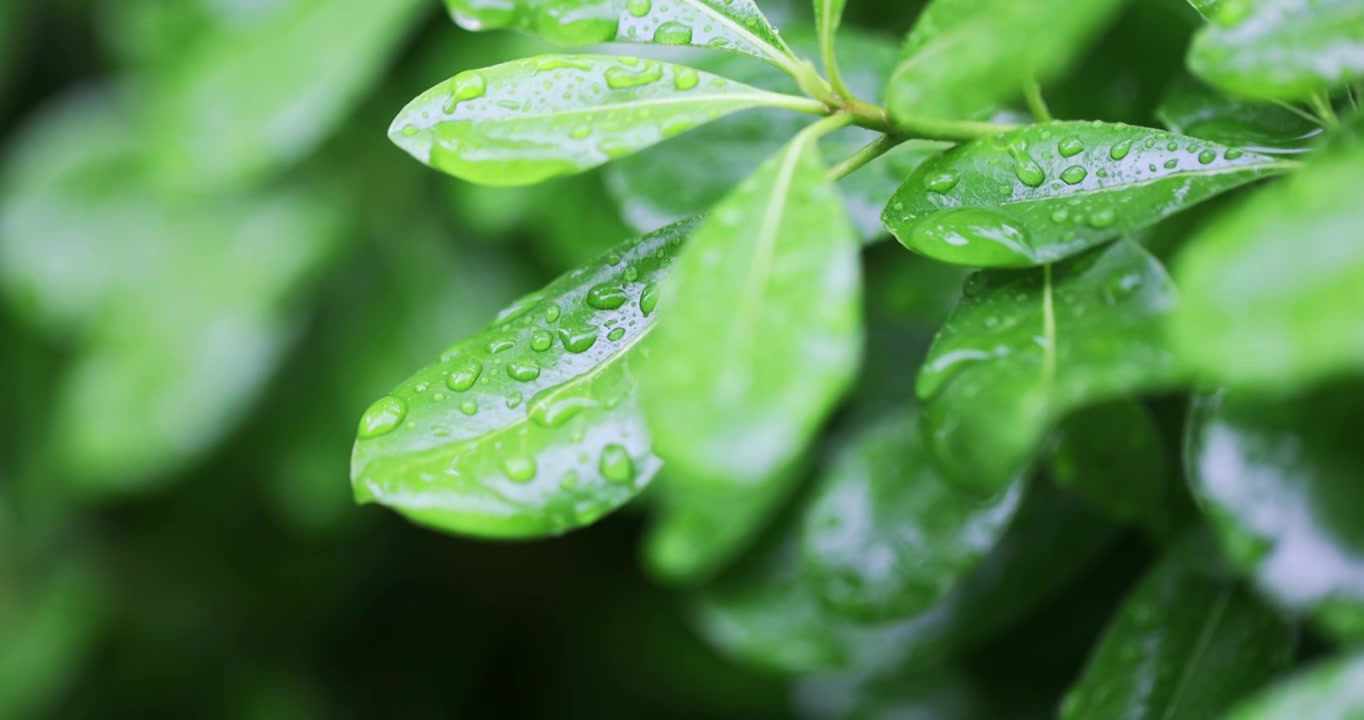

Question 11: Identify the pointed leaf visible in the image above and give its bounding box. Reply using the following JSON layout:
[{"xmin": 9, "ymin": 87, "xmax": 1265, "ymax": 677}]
[
  {"xmin": 1188, "ymin": 384, "xmax": 1364, "ymax": 642},
  {"xmin": 1061, "ymin": 533, "xmax": 1297, "ymax": 720},
  {"xmin": 1189, "ymin": 0, "xmax": 1364, "ymax": 102},
  {"xmin": 883, "ymin": 122, "xmax": 1289, "ymax": 268},
  {"xmin": 1172, "ymin": 124, "xmax": 1364, "ymax": 391},
  {"xmin": 351, "ymin": 219, "xmax": 698, "ymax": 539},
  {"xmin": 391, "ymin": 54, "xmax": 819, "ymax": 187},
  {"xmin": 886, "ymin": 0, "xmax": 1127, "ymax": 120},
  {"xmin": 814, "ymin": 0, "xmax": 847, "ymax": 56},
  {"xmin": 444, "ymin": 0, "xmax": 799, "ymax": 71},
  {"xmin": 801, "ymin": 407, "xmax": 1024, "ymax": 621},
  {"xmin": 917, "ymin": 241, "xmax": 1182, "ymax": 496},
  {"xmin": 1226, "ymin": 654, "xmax": 1364, "ymax": 720},
  {"xmin": 1157, "ymin": 74, "xmax": 1323, "ymax": 152}
]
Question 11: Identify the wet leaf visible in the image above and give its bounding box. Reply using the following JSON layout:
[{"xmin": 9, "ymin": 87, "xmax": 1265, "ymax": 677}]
[
  {"xmin": 1226, "ymin": 654, "xmax": 1364, "ymax": 720},
  {"xmin": 1171, "ymin": 124, "xmax": 1364, "ymax": 391},
  {"xmin": 1186, "ymin": 0, "xmax": 1223, "ymax": 19},
  {"xmin": 1049, "ymin": 399, "xmax": 1170, "ymax": 530},
  {"xmin": 1061, "ymin": 533, "xmax": 1297, "ymax": 720},
  {"xmin": 444, "ymin": 0, "xmax": 799, "ymax": 71},
  {"xmin": 887, "ymin": 0, "xmax": 1127, "ymax": 120},
  {"xmin": 882, "ymin": 122, "xmax": 1288, "ymax": 268},
  {"xmin": 917, "ymin": 241, "xmax": 1182, "ymax": 496},
  {"xmin": 801, "ymin": 407, "xmax": 1024, "ymax": 621},
  {"xmin": 391, "ymin": 54, "xmax": 819, "ymax": 187},
  {"xmin": 351, "ymin": 219, "xmax": 697, "ymax": 539},
  {"xmin": 1189, "ymin": 0, "xmax": 1364, "ymax": 102},
  {"xmin": 1157, "ymin": 74, "xmax": 1323, "ymax": 152},
  {"xmin": 1187, "ymin": 384, "xmax": 1364, "ymax": 642}
]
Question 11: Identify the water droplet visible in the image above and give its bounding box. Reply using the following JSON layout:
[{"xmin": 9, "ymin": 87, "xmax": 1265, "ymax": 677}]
[
  {"xmin": 1058, "ymin": 137, "xmax": 1085, "ymax": 157},
  {"xmin": 607, "ymin": 327, "xmax": 626, "ymax": 342},
  {"xmin": 672, "ymin": 66, "xmax": 700, "ymax": 91},
  {"xmin": 506, "ymin": 392, "xmax": 523, "ymax": 409},
  {"xmin": 358, "ymin": 396, "xmax": 408, "ymax": 438},
  {"xmin": 487, "ymin": 336, "xmax": 515, "ymax": 354},
  {"xmin": 400, "ymin": 125, "xmax": 419, "ymax": 137},
  {"xmin": 528, "ymin": 389, "xmax": 595, "ymax": 427},
  {"xmin": 623, "ymin": 266, "xmax": 640, "ymax": 283},
  {"xmin": 926, "ymin": 171, "xmax": 960, "ymax": 193},
  {"xmin": 1009, "ymin": 142, "xmax": 1046, "ymax": 188},
  {"xmin": 1225, "ymin": 149, "xmax": 1244, "ymax": 160},
  {"xmin": 508, "ymin": 362, "xmax": 541, "ymax": 382},
  {"xmin": 1102, "ymin": 272, "xmax": 1143, "ymax": 306},
  {"xmin": 1051, "ymin": 208, "xmax": 1070, "ymax": 223},
  {"xmin": 443, "ymin": 72, "xmax": 487, "ymax": 113},
  {"xmin": 544, "ymin": 305, "xmax": 561, "ymax": 323},
  {"xmin": 1088, "ymin": 209, "xmax": 1118, "ymax": 229},
  {"xmin": 534, "ymin": 8, "xmax": 618, "ymax": 45},
  {"xmin": 530, "ymin": 330, "xmax": 553, "ymax": 352},
  {"xmin": 1110, "ymin": 140, "xmax": 1133, "ymax": 160},
  {"xmin": 447, "ymin": 359, "xmax": 483, "ymax": 391},
  {"xmin": 1060, "ymin": 165, "xmax": 1088, "ymax": 185},
  {"xmin": 433, "ymin": 392, "xmax": 446, "ymax": 401},
  {"xmin": 415, "ymin": 382, "xmax": 429, "ymax": 393},
  {"xmin": 605, "ymin": 60, "xmax": 664, "ymax": 89},
  {"xmin": 639, "ymin": 284, "xmax": 660, "ymax": 316},
  {"xmin": 963, "ymin": 271, "xmax": 990, "ymax": 298},
  {"xmin": 599, "ymin": 445, "xmax": 634, "ymax": 484},
  {"xmin": 570, "ymin": 126, "xmax": 592, "ymax": 140},
  {"xmin": 459, "ymin": 399, "xmax": 478, "ymax": 416},
  {"xmin": 1198, "ymin": 149, "xmax": 1217, "ymax": 164},
  {"xmin": 1163, "ymin": 159, "xmax": 1179, "ymax": 170},
  {"xmin": 503, "ymin": 456, "xmax": 537, "ymax": 483},
  {"xmin": 587, "ymin": 284, "xmax": 628, "ymax": 310},
  {"xmin": 559, "ymin": 324, "xmax": 599, "ymax": 353},
  {"xmin": 1166, "ymin": 141, "xmax": 1179, "ymax": 151},
  {"xmin": 907, "ymin": 208, "xmax": 1034, "ymax": 265},
  {"xmin": 626, "ymin": 0, "xmax": 652, "ymax": 16},
  {"xmin": 560, "ymin": 471, "xmax": 580, "ymax": 491},
  {"xmin": 653, "ymin": 21, "xmax": 693, "ymax": 45}
]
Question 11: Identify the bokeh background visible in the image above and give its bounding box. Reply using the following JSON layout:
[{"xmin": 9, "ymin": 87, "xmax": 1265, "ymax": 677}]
[{"xmin": 0, "ymin": 0, "xmax": 1201, "ymax": 717}]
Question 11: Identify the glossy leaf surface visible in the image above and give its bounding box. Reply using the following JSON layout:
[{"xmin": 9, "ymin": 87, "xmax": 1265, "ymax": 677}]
[
  {"xmin": 1189, "ymin": 0, "xmax": 1364, "ymax": 101},
  {"xmin": 883, "ymin": 122, "xmax": 1287, "ymax": 268},
  {"xmin": 443, "ymin": 0, "xmax": 798, "ymax": 70},
  {"xmin": 1172, "ymin": 125, "xmax": 1364, "ymax": 391},
  {"xmin": 918, "ymin": 241, "xmax": 1182, "ymax": 495},
  {"xmin": 800, "ymin": 408, "xmax": 1024, "ymax": 621},
  {"xmin": 1061, "ymin": 533, "xmax": 1296, "ymax": 720},
  {"xmin": 887, "ymin": 0, "xmax": 1126, "ymax": 120},
  {"xmin": 1188, "ymin": 385, "xmax": 1364, "ymax": 641},
  {"xmin": 351, "ymin": 220, "xmax": 697, "ymax": 539},
  {"xmin": 1226, "ymin": 654, "xmax": 1364, "ymax": 720},
  {"xmin": 1049, "ymin": 399, "xmax": 1170, "ymax": 529},
  {"xmin": 391, "ymin": 54, "xmax": 812, "ymax": 187},
  {"xmin": 1186, "ymin": 0, "xmax": 1223, "ymax": 19},
  {"xmin": 1157, "ymin": 74, "xmax": 1323, "ymax": 152}
]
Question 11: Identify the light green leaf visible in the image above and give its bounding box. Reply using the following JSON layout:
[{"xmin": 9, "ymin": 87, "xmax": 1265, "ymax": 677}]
[
  {"xmin": 391, "ymin": 54, "xmax": 821, "ymax": 187},
  {"xmin": 444, "ymin": 0, "xmax": 799, "ymax": 71},
  {"xmin": 882, "ymin": 122, "xmax": 1288, "ymax": 268},
  {"xmin": 1157, "ymin": 74, "xmax": 1324, "ymax": 152},
  {"xmin": 1189, "ymin": 0, "xmax": 1364, "ymax": 102},
  {"xmin": 351, "ymin": 219, "xmax": 697, "ymax": 539},
  {"xmin": 814, "ymin": 0, "xmax": 846, "ymax": 40},
  {"xmin": 1049, "ymin": 399, "xmax": 1171, "ymax": 530},
  {"xmin": 1186, "ymin": 0, "xmax": 1222, "ymax": 19},
  {"xmin": 1171, "ymin": 124, "xmax": 1364, "ymax": 391},
  {"xmin": 887, "ymin": 0, "xmax": 1127, "ymax": 120},
  {"xmin": 917, "ymin": 241, "xmax": 1182, "ymax": 496},
  {"xmin": 1226, "ymin": 654, "xmax": 1364, "ymax": 720},
  {"xmin": 1187, "ymin": 385, "xmax": 1364, "ymax": 642},
  {"xmin": 146, "ymin": 0, "xmax": 428, "ymax": 192},
  {"xmin": 1061, "ymin": 533, "xmax": 1297, "ymax": 720},
  {"xmin": 0, "ymin": 564, "xmax": 102, "ymax": 720},
  {"xmin": 800, "ymin": 407, "xmax": 1024, "ymax": 621}
]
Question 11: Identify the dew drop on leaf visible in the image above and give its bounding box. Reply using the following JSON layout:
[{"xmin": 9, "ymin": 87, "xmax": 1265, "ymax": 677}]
[
  {"xmin": 673, "ymin": 66, "xmax": 699, "ymax": 91},
  {"xmin": 1110, "ymin": 139, "xmax": 1133, "ymax": 160},
  {"xmin": 446, "ymin": 359, "xmax": 484, "ymax": 391},
  {"xmin": 639, "ymin": 284, "xmax": 660, "ymax": 316},
  {"xmin": 559, "ymin": 324, "xmax": 599, "ymax": 353},
  {"xmin": 530, "ymin": 330, "xmax": 553, "ymax": 352},
  {"xmin": 503, "ymin": 456, "xmax": 537, "ymax": 483},
  {"xmin": 358, "ymin": 396, "xmax": 408, "ymax": 439},
  {"xmin": 654, "ymin": 21, "xmax": 694, "ymax": 45},
  {"xmin": 459, "ymin": 399, "xmax": 479, "ymax": 416},
  {"xmin": 926, "ymin": 171, "xmax": 961, "ymax": 193},
  {"xmin": 508, "ymin": 362, "xmax": 542, "ymax": 382},
  {"xmin": 587, "ymin": 284, "xmax": 629, "ymax": 310},
  {"xmin": 1060, "ymin": 165, "xmax": 1088, "ymax": 185},
  {"xmin": 626, "ymin": 0, "xmax": 651, "ymax": 17},
  {"xmin": 1058, "ymin": 137, "xmax": 1085, "ymax": 157},
  {"xmin": 599, "ymin": 444, "xmax": 634, "ymax": 484}
]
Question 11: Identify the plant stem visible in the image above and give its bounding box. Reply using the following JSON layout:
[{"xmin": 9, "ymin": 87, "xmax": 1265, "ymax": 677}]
[
  {"xmin": 1309, "ymin": 91, "xmax": 1339, "ymax": 127},
  {"xmin": 762, "ymin": 91, "xmax": 839, "ymax": 117},
  {"xmin": 826, "ymin": 134, "xmax": 910, "ymax": 182},
  {"xmin": 1023, "ymin": 78, "xmax": 1054, "ymax": 123},
  {"xmin": 820, "ymin": 27, "xmax": 853, "ymax": 102},
  {"xmin": 769, "ymin": 93, "xmax": 1017, "ymax": 143}
]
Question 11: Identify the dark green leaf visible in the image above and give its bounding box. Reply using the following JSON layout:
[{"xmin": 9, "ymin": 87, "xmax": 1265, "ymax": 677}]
[
  {"xmin": 1061, "ymin": 533, "xmax": 1296, "ymax": 720},
  {"xmin": 795, "ymin": 669, "xmax": 982, "ymax": 720},
  {"xmin": 887, "ymin": 0, "xmax": 1127, "ymax": 120},
  {"xmin": 444, "ymin": 0, "xmax": 800, "ymax": 72},
  {"xmin": 1171, "ymin": 124, "xmax": 1364, "ymax": 391},
  {"xmin": 883, "ymin": 122, "xmax": 1288, "ymax": 268},
  {"xmin": 391, "ymin": 54, "xmax": 821, "ymax": 187},
  {"xmin": 1186, "ymin": 0, "xmax": 1221, "ymax": 19},
  {"xmin": 0, "ymin": 564, "xmax": 102, "ymax": 720},
  {"xmin": 918, "ymin": 241, "xmax": 1182, "ymax": 496},
  {"xmin": 1189, "ymin": 0, "xmax": 1364, "ymax": 102},
  {"xmin": 1049, "ymin": 399, "xmax": 1170, "ymax": 530},
  {"xmin": 351, "ymin": 219, "xmax": 697, "ymax": 539},
  {"xmin": 1226, "ymin": 654, "xmax": 1364, "ymax": 720},
  {"xmin": 1187, "ymin": 384, "xmax": 1364, "ymax": 642},
  {"xmin": 801, "ymin": 407, "xmax": 1024, "ymax": 621},
  {"xmin": 1157, "ymin": 74, "xmax": 1323, "ymax": 152}
]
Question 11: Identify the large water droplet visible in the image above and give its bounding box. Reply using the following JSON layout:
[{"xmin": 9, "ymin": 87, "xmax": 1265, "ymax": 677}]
[
  {"xmin": 443, "ymin": 72, "xmax": 487, "ymax": 113},
  {"xmin": 1088, "ymin": 209, "xmax": 1118, "ymax": 229},
  {"xmin": 599, "ymin": 444, "xmax": 635, "ymax": 484},
  {"xmin": 503, "ymin": 456, "xmax": 537, "ymax": 483},
  {"xmin": 1009, "ymin": 142, "xmax": 1046, "ymax": 188},
  {"xmin": 1110, "ymin": 139, "xmax": 1133, "ymax": 160},
  {"xmin": 907, "ymin": 208, "xmax": 1034, "ymax": 266},
  {"xmin": 607, "ymin": 327, "xmax": 626, "ymax": 342},
  {"xmin": 544, "ymin": 304, "xmax": 561, "ymax": 323},
  {"xmin": 673, "ymin": 66, "xmax": 699, "ymax": 91},
  {"xmin": 626, "ymin": 0, "xmax": 652, "ymax": 17},
  {"xmin": 530, "ymin": 330, "xmax": 553, "ymax": 352},
  {"xmin": 459, "ymin": 399, "xmax": 478, "ymax": 416},
  {"xmin": 529, "ymin": 390, "xmax": 596, "ymax": 427},
  {"xmin": 1058, "ymin": 137, "xmax": 1085, "ymax": 157},
  {"xmin": 508, "ymin": 362, "xmax": 541, "ymax": 382},
  {"xmin": 587, "ymin": 284, "xmax": 628, "ymax": 310},
  {"xmin": 605, "ymin": 60, "xmax": 664, "ymax": 89},
  {"xmin": 639, "ymin": 284, "xmax": 660, "ymax": 316},
  {"xmin": 447, "ymin": 359, "xmax": 484, "ymax": 391},
  {"xmin": 358, "ymin": 396, "xmax": 408, "ymax": 438},
  {"xmin": 654, "ymin": 21, "xmax": 694, "ymax": 45},
  {"xmin": 1225, "ymin": 149, "xmax": 1244, "ymax": 160},
  {"xmin": 1198, "ymin": 149, "xmax": 1217, "ymax": 164},
  {"xmin": 925, "ymin": 171, "xmax": 960, "ymax": 193},
  {"xmin": 559, "ymin": 324, "xmax": 599, "ymax": 353},
  {"xmin": 1060, "ymin": 165, "xmax": 1088, "ymax": 185},
  {"xmin": 962, "ymin": 271, "xmax": 990, "ymax": 299}
]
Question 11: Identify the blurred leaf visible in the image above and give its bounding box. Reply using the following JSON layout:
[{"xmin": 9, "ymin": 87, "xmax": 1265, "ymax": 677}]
[
  {"xmin": 917, "ymin": 241, "xmax": 1182, "ymax": 496},
  {"xmin": 352, "ymin": 219, "xmax": 696, "ymax": 539},
  {"xmin": 1157, "ymin": 74, "xmax": 1323, "ymax": 152},
  {"xmin": 1049, "ymin": 399, "xmax": 1170, "ymax": 530},
  {"xmin": 605, "ymin": 27, "xmax": 945, "ymax": 242},
  {"xmin": 443, "ymin": 0, "xmax": 800, "ymax": 71},
  {"xmin": 1225, "ymin": 653, "xmax": 1364, "ymax": 720},
  {"xmin": 1186, "ymin": 0, "xmax": 1222, "ymax": 19},
  {"xmin": 1060, "ymin": 532, "xmax": 1296, "ymax": 720},
  {"xmin": 145, "ymin": 0, "xmax": 429, "ymax": 192},
  {"xmin": 1187, "ymin": 384, "xmax": 1364, "ymax": 642},
  {"xmin": 0, "ymin": 562, "xmax": 102, "ymax": 720},
  {"xmin": 801, "ymin": 407, "xmax": 1024, "ymax": 621},
  {"xmin": 794, "ymin": 669, "xmax": 983, "ymax": 720},
  {"xmin": 887, "ymin": 0, "xmax": 1127, "ymax": 120},
  {"xmin": 1189, "ymin": 0, "xmax": 1364, "ymax": 102},
  {"xmin": 883, "ymin": 122, "xmax": 1288, "ymax": 268},
  {"xmin": 1172, "ymin": 122, "xmax": 1364, "ymax": 391}
]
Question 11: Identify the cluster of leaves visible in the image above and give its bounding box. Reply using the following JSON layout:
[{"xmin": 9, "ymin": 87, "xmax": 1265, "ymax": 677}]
[{"xmin": 354, "ymin": 0, "xmax": 1364, "ymax": 716}]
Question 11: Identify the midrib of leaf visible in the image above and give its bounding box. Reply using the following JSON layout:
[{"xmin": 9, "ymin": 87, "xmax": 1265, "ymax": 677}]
[
  {"xmin": 676, "ymin": 0, "xmax": 797, "ymax": 68},
  {"xmin": 966, "ymin": 161, "xmax": 1294, "ymax": 209},
  {"xmin": 440, "ymin": 90, "xmax": 820, "ymax": 126},
  {"xmin": 1160, "ymin": 585, "xmax": 1233, "ymax": 720},
  {"xmin": 1041, "ymin": 263, "xmax": 1057, "ymax": 400}
]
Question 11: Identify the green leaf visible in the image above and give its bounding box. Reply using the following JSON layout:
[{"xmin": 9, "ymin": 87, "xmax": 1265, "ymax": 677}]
[
  {"xmin": 391, "ymin": 54, "xmax": 821, "ymax": 187},
  {"xmin": 145, "ymin": 0, "xmax": 428, "ymax": 192},
  {"xmin": 1187, "ymin": 384, "xmax": 1364, "ymax": 642},
  {"xmin": 1061, "ymin": 533, "xmax": 1297, "ymax": 720},
  {"xmin": 917, "ymin": 241, "xmax": 1182, "ymax": 496},
  {"xmin": 443, "ymin": 0, "xmax": 800, "ymax": 72},
  {"xmin": 0, "ymin": 564, "xmax": 102, "ymax": 720},
  {"xmin": 800, "ymin": 407, "xmax": 1024, "ymax": 621},
  {"xmin": 1171, "ymin": 125, "xmax": 1364, "ymax": 391},
  {"xmin": 1189, "ymin": 0, "xmax": 1364, "ymax": 102},
  {"xmin": 882, "ymin": 122, "xmax": 1288, "ymax": 268},
  {"xmin": 1157, "ymin": 74, "xmax": 1323, "ymax": 152},
  {"xmin": 1186, "ymin": 0, "xmax": 1222, "ymax": 19},
  {"xmin": 605, "ymin": 27, "xmax": 942, "ymax": 242},
  {"xmin": 1226, "ymin": 654, "xmax": 1364, "ymax": 720},
  {"xmin": 887, "ymin": 0, "xmax": 1127, "ymax": 120},
  {"xmin": 351, "ymin": 219, "xmax": 697, "ymax": 539},
  {"xmin": 1049, "ymin": 399, "xmax": 1171, "ymax": 530}
]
